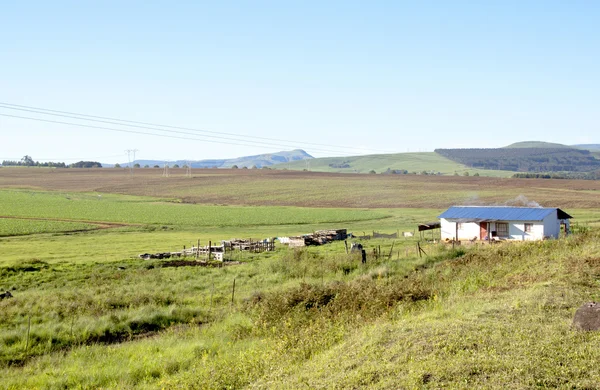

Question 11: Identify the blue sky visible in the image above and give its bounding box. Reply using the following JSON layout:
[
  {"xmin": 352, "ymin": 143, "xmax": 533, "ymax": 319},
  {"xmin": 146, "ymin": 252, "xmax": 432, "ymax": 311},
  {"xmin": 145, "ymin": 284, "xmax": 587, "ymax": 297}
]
[{"xmin": 1, "ymin": 1, "xmax": 598, "ymax": 162}]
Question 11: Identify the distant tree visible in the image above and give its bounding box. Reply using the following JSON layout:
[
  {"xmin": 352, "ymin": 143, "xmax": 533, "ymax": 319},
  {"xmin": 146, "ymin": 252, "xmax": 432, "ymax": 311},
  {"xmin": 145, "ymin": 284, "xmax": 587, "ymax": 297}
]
[
  {"xmin": 182, "ymin": 164, "xmax": 188, "ymax": 169},
  {"xmin": 153, "ymin": 165, "xmax": 160, "ymax": 168},
  {"xmin": 21, "ymin": 155, "xmax": 34, "ymax": 166},
  {"xmin": 133, "ymin": 163, "xmax": 141, "ymax": 168},
  {"xmin": 143, "ymin": 165, "xmax": 150, "ymax": 168},
  {"xmin": 231, "ymin": 165, "xmax": 239, "ymax": 169},
  {"xmin": 369, "ymin": 170, "xmax": 376, "ymax": 174},
  {"xmin": 473, "ymin": 172, "xmax": 480, "ymax": 176},
  {"xmin": 70, "ymin": 161, "xmax": 102, "ymax": 168},
  {"xmin": 173, "ymin": 164, "xmax": 180, "ymax": 168},
  {"xmin": 251, "ymin": 165, "xmax": 258, "ymax": 169},
  {"xmin": 114, "ymin": 163, "xmax": 121, "ymax": 168},
  {"xmin": 463, "ymin": 171, "xmax": 470, "ymax": 176},
  {"xmin": 242, "ymin": 166, "xmax": 248, "ymax": 169}
]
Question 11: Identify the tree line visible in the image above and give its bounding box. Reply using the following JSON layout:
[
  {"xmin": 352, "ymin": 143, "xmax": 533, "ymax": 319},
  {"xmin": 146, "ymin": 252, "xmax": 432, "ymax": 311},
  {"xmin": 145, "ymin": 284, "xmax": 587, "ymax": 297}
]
[
  {"xmin": 1, "ymin": 156, "xmax": 101, "ymax": 168},
  {"xmin": 435, "ymin": 148, "xmax": 600, "ymax": 172}
]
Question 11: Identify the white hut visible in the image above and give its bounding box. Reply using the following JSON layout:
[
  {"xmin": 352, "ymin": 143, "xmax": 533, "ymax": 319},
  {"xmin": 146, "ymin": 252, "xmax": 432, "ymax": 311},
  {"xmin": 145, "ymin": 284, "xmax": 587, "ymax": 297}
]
[{"xmin": 438, "ymin": 206, "xmax": 572, "ymax": 241}]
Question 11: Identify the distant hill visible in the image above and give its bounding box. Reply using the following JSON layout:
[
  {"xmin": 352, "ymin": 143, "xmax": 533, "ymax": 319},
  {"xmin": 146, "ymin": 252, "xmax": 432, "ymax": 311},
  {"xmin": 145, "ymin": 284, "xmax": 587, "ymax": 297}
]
[
  {"xmin": 435, "ymin": 147, "xmax": 600, "ymax": 172},
  {"xmin": 113, "ymin": 149, "xmax": 313, "ymax": 169},
  {"xmin": 573, "ymin": 144, "xmax": 600, "ymax": 151},
  {"xmin": 503, "ymin": 141, "xmax": 572, "ymax": 149},
  {"xmin": 271, "ymin": 152, "xmax": 513, "ymax": 177}
]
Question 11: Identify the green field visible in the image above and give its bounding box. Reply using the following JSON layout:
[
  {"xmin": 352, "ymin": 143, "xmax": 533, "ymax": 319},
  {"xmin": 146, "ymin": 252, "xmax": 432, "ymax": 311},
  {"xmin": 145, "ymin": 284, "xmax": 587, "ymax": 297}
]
[
  {"xmin": 274, "ymin": 152, "xmax": 514, "ymax": 177},
  {"xmin": 0, "ymin": 190, "xmax": 388, "ymax": 228},
  {"xmin": 0, "ymin": 218, "xmax": 97, "ymax": 237},
  {"xmin": 2, "ymin": 173, "xmax": 600, "ymax": 389}
]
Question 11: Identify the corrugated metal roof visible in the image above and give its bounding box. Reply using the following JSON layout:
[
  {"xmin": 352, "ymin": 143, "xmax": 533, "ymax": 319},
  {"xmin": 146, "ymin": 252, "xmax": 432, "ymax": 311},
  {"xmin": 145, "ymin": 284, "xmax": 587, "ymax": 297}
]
[{"xmin": 438, "ymin": 206, "xmax": 571, "ymax": 221}]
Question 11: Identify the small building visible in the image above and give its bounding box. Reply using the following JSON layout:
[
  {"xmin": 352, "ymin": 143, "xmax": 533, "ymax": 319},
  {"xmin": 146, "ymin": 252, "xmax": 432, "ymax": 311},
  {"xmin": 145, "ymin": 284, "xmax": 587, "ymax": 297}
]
[{"xmin": 438, "ymin": 206, "xmax": 572, "ymax": 241}]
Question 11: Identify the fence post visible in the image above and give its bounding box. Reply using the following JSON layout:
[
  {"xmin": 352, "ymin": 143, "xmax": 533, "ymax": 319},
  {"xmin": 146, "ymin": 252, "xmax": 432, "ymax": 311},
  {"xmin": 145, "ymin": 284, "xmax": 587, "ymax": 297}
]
[{"xmin": 231, "ymin": 278, "xmax": 236, "ymax": 305}]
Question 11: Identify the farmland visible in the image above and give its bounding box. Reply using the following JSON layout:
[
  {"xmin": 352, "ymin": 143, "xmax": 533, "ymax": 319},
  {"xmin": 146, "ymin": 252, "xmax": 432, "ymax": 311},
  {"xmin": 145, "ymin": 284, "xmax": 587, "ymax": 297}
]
[
  {"xmin": 1, "ymin": 167, "xmax": 600, "ymax": 389},
  {"xmin": 1, "ymin": 167, "xmax": 600, "ymax": 209},
  {"xmin": 0, "ymin": 218, "xmax": 97, "ymax": 237}
]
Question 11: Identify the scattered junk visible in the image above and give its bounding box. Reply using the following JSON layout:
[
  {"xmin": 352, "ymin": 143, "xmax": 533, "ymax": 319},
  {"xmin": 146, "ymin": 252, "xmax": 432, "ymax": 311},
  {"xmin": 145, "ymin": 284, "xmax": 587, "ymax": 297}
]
[
  {"xmin": 373, "ymin": 231, "xmax": 398, "ymax": 239},
  {"xmin": 350, "ymin": 242, "xmax": 363, "ymax": 252},
  {"xmin": 139, "ymin": 242, "xmax": 225, "ymax": 261},
  {"xmin": 0, "ymin": 291, "xmax": 13, "ymax": 300},
  {"xmin": 418, "ymin": 222, "xmax": 441, "ymax": 242},
  {"xmin": 139, "ymin": 237, "xmax": 274, "ymax": 262},
  {"xmin": 222, "ymin": 238, "xmax": 275, "ymax": 252},
  {"xmin": 276, "ymin": 236, "xmax": 291, "ymax": 245},
  {"xmin": 279, "ymin": 229, "xmax": 348, "ymax": 248},
  {"xmin": 418, "ymin": 222, "xmax": 441, "ymax": 232},
  {"xmin": 402, "ymin": 232, "xmax": 414, "ymax": 237},
  {"xmin": 573, "ymin": 302, "xmax": 600, "ymax": 331},
  {"xmin": 350, "ymin": 243, "xmax": 367, "ymax": 264}
]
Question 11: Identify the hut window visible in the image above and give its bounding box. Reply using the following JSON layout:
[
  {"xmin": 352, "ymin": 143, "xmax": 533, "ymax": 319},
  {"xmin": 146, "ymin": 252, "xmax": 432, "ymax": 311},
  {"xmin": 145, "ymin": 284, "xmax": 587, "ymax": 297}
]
[
  {"xmin": 524, "ymin": 223, "xmax": 533, "ymax": 233},
  {"xmin": 496, "ymin": 223, "xmax": 509, "ymax": 237}
]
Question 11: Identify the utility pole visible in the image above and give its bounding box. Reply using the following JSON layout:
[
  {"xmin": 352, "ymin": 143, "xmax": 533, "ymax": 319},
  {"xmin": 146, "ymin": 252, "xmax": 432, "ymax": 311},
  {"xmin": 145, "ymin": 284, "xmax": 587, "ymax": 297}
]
[
  {"xmin": 125, "ymin": 149, "xmax": 138, "ymax": 177},
  {"xmin": 186, "ymin": 161, "xmax": 192, "ymax": 178},
  {"xmin": 163, "ymin": 162, "xmax": 170, "ymax": 177}
]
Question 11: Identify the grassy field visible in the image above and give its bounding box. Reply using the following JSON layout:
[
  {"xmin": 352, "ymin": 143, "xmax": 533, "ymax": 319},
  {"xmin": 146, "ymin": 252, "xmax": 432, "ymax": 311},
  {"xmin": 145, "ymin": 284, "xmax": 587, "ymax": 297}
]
[
  {"xmin": 0, "ymin": 218, "xmax": 97, "ymax": 237},
  {"xmin": 272, "ymin": 152, "xmax": 514, "ymax": 177},
  {"xmin": 2, "ymin": 168, "xmax": 600, "ymax": 388},
  {"xmin": 0, "ymin": 189, "xmax": 388, "ymax": 228}
]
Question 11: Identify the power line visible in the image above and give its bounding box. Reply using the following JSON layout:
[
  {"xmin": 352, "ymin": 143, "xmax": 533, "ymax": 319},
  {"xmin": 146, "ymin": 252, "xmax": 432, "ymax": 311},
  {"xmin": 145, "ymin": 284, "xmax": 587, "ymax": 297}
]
[
  {"xmin": 0, "ymin": 112, "xmax": 359, "ymax": 157},
  {"xmin": 0, "ymin": 112, "xmax": 434, "ymax": 165},
  {"xmin": 0, "ymin": 102, "xmax": 398, "ymax": 155}
]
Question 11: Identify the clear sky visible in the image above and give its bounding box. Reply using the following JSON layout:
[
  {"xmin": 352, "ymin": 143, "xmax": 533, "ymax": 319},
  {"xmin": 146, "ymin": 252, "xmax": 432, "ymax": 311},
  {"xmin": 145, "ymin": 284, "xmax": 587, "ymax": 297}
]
[{"xmin": 1, "ymin": 1, "xmax": 598, "ymax": 163}]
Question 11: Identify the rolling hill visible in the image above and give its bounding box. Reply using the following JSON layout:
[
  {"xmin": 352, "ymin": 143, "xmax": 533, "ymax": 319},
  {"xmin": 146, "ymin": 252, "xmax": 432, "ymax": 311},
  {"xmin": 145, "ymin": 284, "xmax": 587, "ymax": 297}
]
[
  {"xmin": 503, "ymin": 141, "xmax": 572, "ymax": 149},
  {"xmin": 436, "ymin": 147, "xmax": 600, "ymax": 172},
  {"xmin": 271, "ymin": 152, "xmax": 513, "ymax": 177},
  {"xmin": 115, "ymin": 149, "xmax": 313, "ymax": 169}
]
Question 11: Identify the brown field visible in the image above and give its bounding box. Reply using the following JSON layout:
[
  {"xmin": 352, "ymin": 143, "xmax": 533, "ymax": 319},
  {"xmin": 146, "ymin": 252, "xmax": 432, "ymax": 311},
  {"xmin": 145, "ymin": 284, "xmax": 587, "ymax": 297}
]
[{"xmin": 1, "ymin": 167, "xmax": 599, "ymax": 208}]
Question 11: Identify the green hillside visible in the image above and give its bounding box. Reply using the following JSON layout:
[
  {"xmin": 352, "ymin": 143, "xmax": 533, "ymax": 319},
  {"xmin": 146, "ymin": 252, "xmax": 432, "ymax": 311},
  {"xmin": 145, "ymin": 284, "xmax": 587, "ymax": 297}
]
[
  {"xmin": 503, "ymin": 141, "xmax": 572, "ymax": 149},
  {"xmin": 273, "ymin": 152, "xmax": 513, "ymax": 177}
]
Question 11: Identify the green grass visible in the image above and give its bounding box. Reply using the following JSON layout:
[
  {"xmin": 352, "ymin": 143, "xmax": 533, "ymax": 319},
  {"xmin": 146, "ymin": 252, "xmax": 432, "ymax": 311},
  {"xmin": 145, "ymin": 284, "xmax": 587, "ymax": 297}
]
[
  {"xmin": 0, "ymin": 189, "xmax": 388, "ymax": 228},
  {"xmin": 273, "ymin": 152, "xmax": 514, "ymax": 177},
  {"xmin": 3, "ymin": 230, "xmax": 600, "ymax": 388},
  {"xmin": 0, "ymin": 207, "xmax": 439, "ymax": 265},
  {"xmin": 0, "ymin": 219, "xmax": 97, "ymax": 236},
  {"xmin": 2, "ymin": 184, "xmax": 600, "ymax": 388}
]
